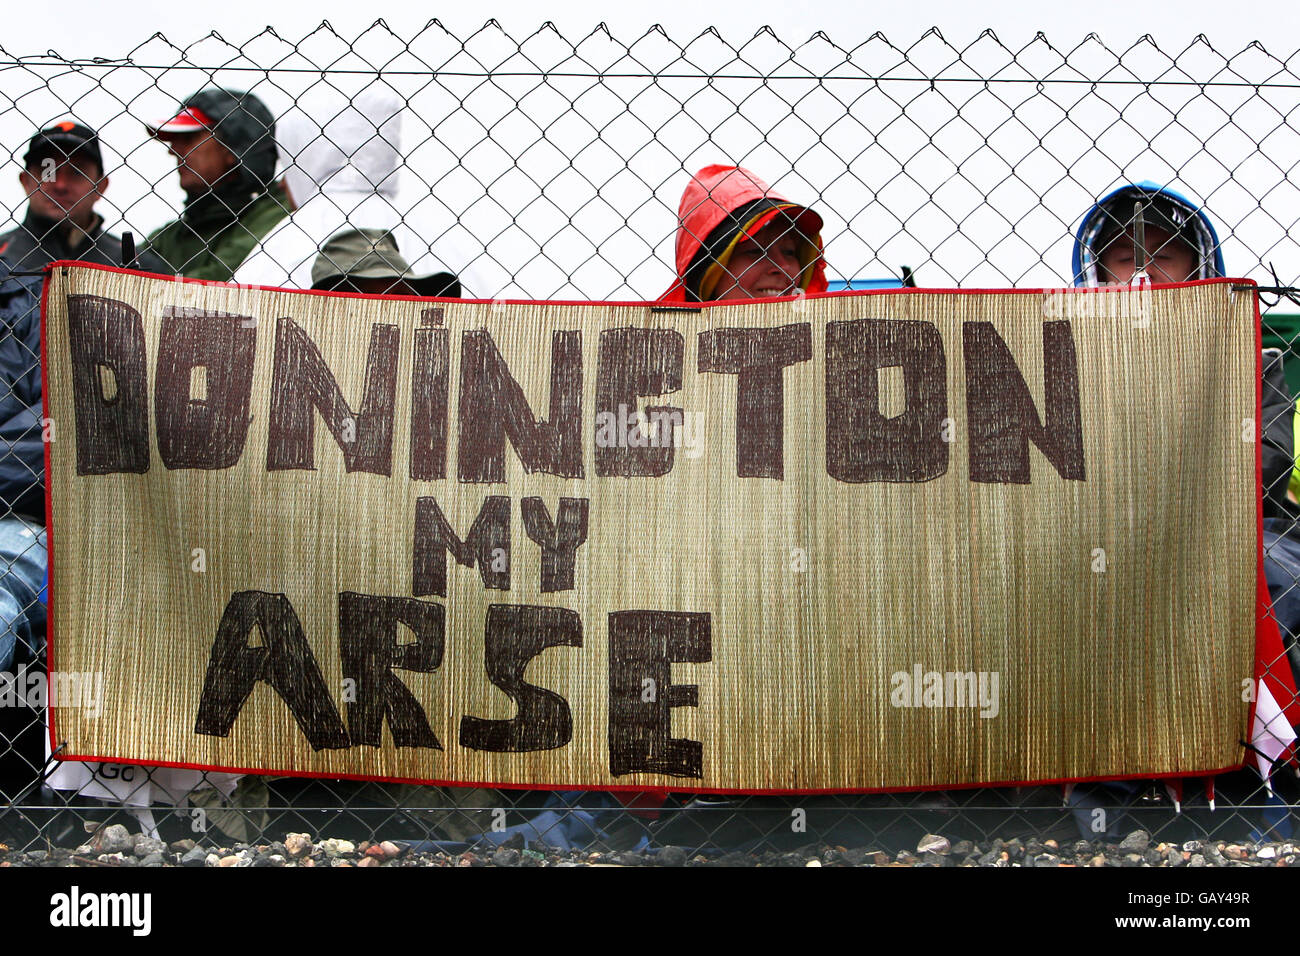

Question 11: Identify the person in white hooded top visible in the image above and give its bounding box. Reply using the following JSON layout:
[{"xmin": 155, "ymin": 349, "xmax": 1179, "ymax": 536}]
[{"xmin": 233, "ymin": 84, "xmax": 462, "ymax": 296}]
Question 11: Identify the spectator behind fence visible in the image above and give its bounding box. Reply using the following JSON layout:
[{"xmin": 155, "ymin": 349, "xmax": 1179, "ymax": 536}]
[
  {"xmin": 143, "ymin": 89, "xmax": 290, "ymax": 281},
  {"xmin": 660, "ymin": 164, "xmax": 827, "ymax": 303},
  {"xmin": 310, "ymin": 228, "xmax": 459, "ymax": 297},
  {"xmin": 0, "ymin": 122, "xmax": 166, "ymax": 276},
  {"xmin": 1066, "ymin": 181, "xmax": 1299, "ymax": 837},
  {"xmin": 0, "ymin": 121, "xmax": 165, "ymax": 672},
  {"xmin": 1072, "ymin": 181, "xmax": 1299, "ymax": 541},
  {"xmin": 234, "ymin": 85, "xmax": 462, "ymax": 295}
]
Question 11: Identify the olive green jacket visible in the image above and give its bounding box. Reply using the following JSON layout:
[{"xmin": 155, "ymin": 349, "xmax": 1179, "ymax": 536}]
[{"xmin": 145, "ymin": 178, "xmax": 290, "ymax": 281}]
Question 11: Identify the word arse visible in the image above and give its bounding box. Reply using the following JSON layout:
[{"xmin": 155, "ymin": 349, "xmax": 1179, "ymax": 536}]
[{"xmin": 43, "ymin": 264, "xmax": 1257, "ymax": 791}]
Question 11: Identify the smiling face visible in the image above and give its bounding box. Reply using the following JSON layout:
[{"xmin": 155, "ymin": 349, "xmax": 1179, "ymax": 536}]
[
  {"xmin": 709, "ymin": 219, "xmax": 806, "ymax": 301},
  {"xmin": 1098, "ymin": 224, "xmax": 1199, "ymax": 286},
  {"xmin": 19, "ymin": 152, "xmax": 106, "ymax": 229}
]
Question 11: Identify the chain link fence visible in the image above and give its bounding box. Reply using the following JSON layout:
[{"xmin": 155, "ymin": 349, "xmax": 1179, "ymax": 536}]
[{"xmin": 0, "ymin": 22, "xmax": 1298, "ymax": 859}]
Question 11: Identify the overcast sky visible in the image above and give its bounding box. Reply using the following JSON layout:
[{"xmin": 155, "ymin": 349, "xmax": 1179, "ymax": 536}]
[
  {"xmin": 2, "ymin": 2, "xmax": 1297, "ymax": 298},
  {"xmin": 4, "ymin": 0, "xmax": 1298, "ymax": 56}
]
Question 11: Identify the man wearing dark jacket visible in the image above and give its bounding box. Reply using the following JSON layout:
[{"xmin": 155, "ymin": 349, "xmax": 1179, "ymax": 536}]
[
  {"xmin": 0, "ymin": 121, "xmax": 173, "ymax": 672},
  {"xmin": 0, "ymin": 119, "xmax": 172, "ymax": 671},
  {"xmin": 143, "ymin": 88, "xmax": 290, "ymax": 280},
  {"xmin": 0, "ymin": 122, "xmax": 167, "ymax": 274}
]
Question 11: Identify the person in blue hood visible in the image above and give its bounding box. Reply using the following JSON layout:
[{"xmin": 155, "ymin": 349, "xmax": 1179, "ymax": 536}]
[
  {"xmin": 1067, "ymin": 182, "xmax": 1300, "ymax": 837},
  {"xmin": 1073, "ymin": 182, "xmax": 1297, "ymax": 530},
  {"xmin": 1073, "ymin": 181, "xmax": 1224, "ymax": 287}
]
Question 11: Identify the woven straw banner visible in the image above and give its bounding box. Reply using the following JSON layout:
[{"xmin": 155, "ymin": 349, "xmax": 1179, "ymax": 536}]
[{"xmin": 43, "ymin": 264, "xmax": 1256, "ymax": 791}]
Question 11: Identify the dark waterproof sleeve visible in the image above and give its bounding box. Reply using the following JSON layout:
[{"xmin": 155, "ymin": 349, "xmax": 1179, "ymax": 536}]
[
  {"xmin": 0, "ymin": 276, "xmax": 46, "ymax": 521},
  {"xmin": 1262, "ymin": 348, "xmax": 1299, "ymax": 524}
]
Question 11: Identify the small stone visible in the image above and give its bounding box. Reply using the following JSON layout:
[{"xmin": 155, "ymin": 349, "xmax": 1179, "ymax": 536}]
[
  {"xmin": 140, "ymin": 852, "xmax": 165, "ymax": 867},
  {"xmin": 300, "ymin": 858, "xmax": 315, "ymax": 868},
  {"xmin": 658, "ymin": 846, "xmax": 688, "ymax": 868},
  {"xmin": 1089, "ymin": 855, "xmax": 1106, "ymax": 867},
  {"xmin": 1182, "ymin": 840, "xmax": 1202, "ymax": 853},
  {"xmin": 896, "ymin": 851, "xmax": 917, "ymax": 865},
  {"xmin": 1223, "ymin": 845, "xmax": 1248, "ymax": 860},
  {"xmin": 1257, "ymin": 846, "xmax": 1277, "ymax": 860},
  {"xmin": 181, "ymin": 847, "xmax": 207, "ymax": 867},
  {"xmin": 268, "ymin": 855, "xmax": 285, "ymax": 865},
  {"xmin": 218, "ymin": 855, "xmax": 240, "ymax": 867},
  {"xmin": 357, "ymin": 856, "xmax": 380, "ymax": 868},
  {"xmin": 365, "ymin": 844, "xmax": 387, "ymax": 860},
  {"xmin": 379, "ymin": 841, "xmax": 403, "ymax": 860},
  {"xmin": 869, "ymin": 851, "xmax": 890, "ymax": 866},
  {"xmin": 284, "ymin": 833, "xmax": 313, "ymax": 859},
  {"xmin": 804, "ymin": 859, "xmax": 821, "ymax": 867},
  {"xmin": 492, "ymin": 848, "xmax": 521, "ymax": 867},
  {"xmin": 917, "ymin": 834, "xmax": 950, "ymax": 855},
  {"xmin": 92, "ymin": 824, "xmax": 134, "ymax": 855},
  {"xmin": 950, "ymin": 840, "xmax": 975, "ymax": 857},
  {"xmin": 611, "ymin": 851, "xmax": 642, "ymax": 867},
  {"xmin": 170, "ymin": 839, "xmax": 197, "ymax": 854},
  {"xmin": 321, "ymin": 839, "xmax": 356, "ymax": 859},
  {"xmin": 977, "ymin": 849, "xmax": 1001, "ymax": 866},
  {"xmin": 1118, "ymin": 830, "xmax": 1150, "ymax": 852},
  {"xmin": 1044, "ymin": 839, "xmax": 1058, "ymax": 850},
  {"xmin": 1168, "ymin": 851, "xmax": 1185, "ymax": 867},
  {"xmin": 332, "ymin": 859, "xmax": 353, "ymax": 867},
  {"xmin": 205, "ymin": 853, "xmax": 221, "ymax": 867},
  {"xmin": 1035, "ymin": 854, "xmax": 1060, "ymax": 867},
  {"xmin": 1189, "ymin": 854, "xmax": 1207, "ymax": 867},
  {"xmin": 133, "ymin": 837, "xmax": 167, "ymax": 858}
]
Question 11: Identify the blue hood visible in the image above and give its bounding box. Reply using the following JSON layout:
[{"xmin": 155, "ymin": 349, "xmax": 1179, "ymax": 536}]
[{"xmin": 1072, "ymin": 181, "xmax": 1225, "ymax": 287}]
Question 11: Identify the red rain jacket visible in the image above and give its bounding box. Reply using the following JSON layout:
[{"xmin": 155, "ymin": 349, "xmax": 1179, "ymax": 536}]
[{"xmin": 660, "ymin": 164, "xmax": 828, "ymax": 303}]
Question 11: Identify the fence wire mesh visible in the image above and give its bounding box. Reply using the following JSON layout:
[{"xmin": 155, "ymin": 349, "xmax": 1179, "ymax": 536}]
[{"xmin": 0, "ymin": 21, "xmax": 1298, "ymax": 861}]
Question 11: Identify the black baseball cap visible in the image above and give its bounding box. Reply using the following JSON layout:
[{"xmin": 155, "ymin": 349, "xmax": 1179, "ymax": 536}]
[{"xmin": 22, "ymin": 121, "xmax": 103, "ymax": 172}]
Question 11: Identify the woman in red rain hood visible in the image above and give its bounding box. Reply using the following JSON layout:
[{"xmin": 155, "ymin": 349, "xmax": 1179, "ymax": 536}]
[{"xmin": 660, "ymin": 164, "xmax": 828, "ymax": 303}]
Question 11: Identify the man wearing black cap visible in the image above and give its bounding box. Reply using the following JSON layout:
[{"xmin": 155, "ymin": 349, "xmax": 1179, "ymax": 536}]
[
  {"xmin": 142, "ymin": 88, "xmax": 291, "ymax": 281},
  {"xmin": 0, "ymin": 121, "xmax": 165, "ymax": 274},
  {"xmin": 0, "ymin": 119, "xmax": 155, "ymax": 687}
]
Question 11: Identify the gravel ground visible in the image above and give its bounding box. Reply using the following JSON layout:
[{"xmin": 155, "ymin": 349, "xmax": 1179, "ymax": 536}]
[{"xmin": 0, "ymin": 825, "xmax": 1294, "ymax": 866}]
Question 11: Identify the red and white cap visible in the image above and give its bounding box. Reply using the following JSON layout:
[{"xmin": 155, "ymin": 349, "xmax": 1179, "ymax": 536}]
[{"xmin": 146, "ymin": 105, "xmax": 216, "ymax": 138}]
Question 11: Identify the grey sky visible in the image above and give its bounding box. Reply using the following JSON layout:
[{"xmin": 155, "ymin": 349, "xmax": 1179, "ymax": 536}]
[{"xmin": 2, "ymin": 2, "xmax": 1297, "ymax": 297}]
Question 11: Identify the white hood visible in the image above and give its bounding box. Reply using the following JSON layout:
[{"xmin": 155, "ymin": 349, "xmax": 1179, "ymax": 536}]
[
  {"xmin": 279, "ymin": 85, "xmax": 403, "ymax": 211},
  {"xmin": 234, "ymin": 85, "xmax": 407, "ymax": 289}
]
